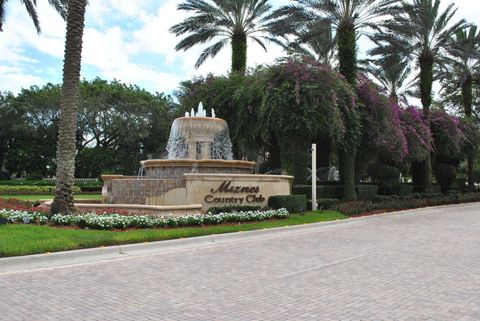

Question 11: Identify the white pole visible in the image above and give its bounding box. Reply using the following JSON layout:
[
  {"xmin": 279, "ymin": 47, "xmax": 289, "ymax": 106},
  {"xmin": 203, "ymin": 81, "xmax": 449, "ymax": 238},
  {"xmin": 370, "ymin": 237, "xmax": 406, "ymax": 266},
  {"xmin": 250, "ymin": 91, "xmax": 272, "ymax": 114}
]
[{"xmin": 312, "ymin": 144, "xmax": 317, "ymax": 211}]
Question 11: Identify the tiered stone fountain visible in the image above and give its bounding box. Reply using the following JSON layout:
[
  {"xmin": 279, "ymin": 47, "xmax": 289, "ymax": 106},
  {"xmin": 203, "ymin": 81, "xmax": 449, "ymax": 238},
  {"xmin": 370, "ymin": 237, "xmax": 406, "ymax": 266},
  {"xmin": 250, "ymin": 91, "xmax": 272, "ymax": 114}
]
[{"xmin": 100, "ymin": 103, "xmax": 293, "ymax": 215}]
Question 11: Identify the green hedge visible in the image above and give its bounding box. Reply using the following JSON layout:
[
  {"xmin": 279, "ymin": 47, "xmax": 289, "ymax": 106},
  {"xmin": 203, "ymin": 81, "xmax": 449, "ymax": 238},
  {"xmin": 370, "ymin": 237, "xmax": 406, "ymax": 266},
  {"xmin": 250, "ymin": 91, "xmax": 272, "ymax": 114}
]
[
  {"xmin": 207, "ymin": 205, "xmax": 262, "ymax": 214},
  {"xmin": 294, "ymin": 184, "xmax": 377, "ymax": 200},
  {"xmin": 317, "ymin": 198, "xmax": 340, "ymax": 210},
  {"xmin": 336, "ymin": 192, "xmax": 480, "ymax": 216},
  {"xmin": 268, "ymin": 195, "xmax": 307, "ymax": 213},
  {"xmin": 355, "ymin": 185, "xmax": 378, "ymax": 200},
  {"xmin": 0, "ymin": 180, "xmax": 102, "ymax": 187},
  {"xmin": 0, "ymin": 185, "xmax": 81, "ymax": 195}
]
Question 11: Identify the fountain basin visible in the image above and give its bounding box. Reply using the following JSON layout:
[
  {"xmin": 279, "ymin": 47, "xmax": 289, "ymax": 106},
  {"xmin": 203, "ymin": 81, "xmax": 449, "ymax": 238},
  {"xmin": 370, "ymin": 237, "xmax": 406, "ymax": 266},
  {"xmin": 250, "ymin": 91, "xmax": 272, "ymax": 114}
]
[{"xmin": 141, "ymin": 159, "xmax": 256, "ymax": 179}]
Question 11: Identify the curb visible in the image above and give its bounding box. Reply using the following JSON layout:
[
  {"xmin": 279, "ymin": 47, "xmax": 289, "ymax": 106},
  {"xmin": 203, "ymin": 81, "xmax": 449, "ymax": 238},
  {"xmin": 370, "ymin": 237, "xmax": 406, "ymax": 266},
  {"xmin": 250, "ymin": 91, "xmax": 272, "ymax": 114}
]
[{"xmin": 1, "ymin": 202, "xmax": 478, "ymax": 274}]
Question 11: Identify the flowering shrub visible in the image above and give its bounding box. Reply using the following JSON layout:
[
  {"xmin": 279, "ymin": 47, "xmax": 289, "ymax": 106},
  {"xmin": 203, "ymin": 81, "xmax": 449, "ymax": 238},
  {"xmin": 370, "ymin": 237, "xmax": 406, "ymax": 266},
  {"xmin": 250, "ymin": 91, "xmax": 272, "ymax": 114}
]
[
  {"xmin": 0, "ymin": 209, "xmax": 48, "ymax": 225},
  {"xmin": 400, "ymin": 107, "xmax": 432, "ymax": 162},
  {"xmin": 356, "ymin": 78, "xmax": 408, "ymax": 162},
  {"xmin": 50, "ymin": 208, "xmax": 290, "ymax": 230},
  {"xmin": 260, "ymin": 57, "xmax": 357, "ymax": 183},
  {"xmin": 430, "ymin": 110, "xmax": 464, "ymax": 159}
]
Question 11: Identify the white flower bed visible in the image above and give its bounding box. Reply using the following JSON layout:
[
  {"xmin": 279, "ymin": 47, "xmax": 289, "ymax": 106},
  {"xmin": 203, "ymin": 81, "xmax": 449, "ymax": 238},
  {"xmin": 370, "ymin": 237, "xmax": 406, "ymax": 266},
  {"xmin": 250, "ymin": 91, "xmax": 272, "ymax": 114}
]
[
  {"xmin": 0, "ymin": 209, "xmax": 48, "ymax": 225},
  {"xmin": 0, "ymin": 208, "xmax": 290, "ymax": 230},
  {"xmin": 50, "ymin": 208, "xmax": 289, "ymax": 230}
]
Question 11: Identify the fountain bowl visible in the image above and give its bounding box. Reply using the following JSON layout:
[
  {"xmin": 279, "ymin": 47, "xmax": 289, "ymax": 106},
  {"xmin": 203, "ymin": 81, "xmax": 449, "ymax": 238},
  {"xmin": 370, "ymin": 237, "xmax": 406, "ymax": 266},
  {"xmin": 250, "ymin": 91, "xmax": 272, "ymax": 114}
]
[{"xmin": 141, "ymin": 159, "xmax": 256, "ymax": 179}]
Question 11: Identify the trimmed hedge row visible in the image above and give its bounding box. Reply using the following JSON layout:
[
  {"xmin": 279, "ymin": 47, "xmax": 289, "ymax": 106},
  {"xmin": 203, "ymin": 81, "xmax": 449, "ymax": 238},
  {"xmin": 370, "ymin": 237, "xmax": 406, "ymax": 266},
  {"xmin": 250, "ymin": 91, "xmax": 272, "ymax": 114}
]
[
  {"xmin": 293, "ymin": 184, "xmax": 378, "ymax": 200},
  {"xmin": 334, "ymin": 192, "xmax": 480, "ymax": 216},
  {"xmin": 0, "ymin": 185, "xmax": 81, "ymax": 195},
  {"xmin": 0, "ymin": 180, "xmax": 102, "ymax": 187},
  {"xmin": 268, "ymin": 195, "xmax": 307, "ymax": 212}
]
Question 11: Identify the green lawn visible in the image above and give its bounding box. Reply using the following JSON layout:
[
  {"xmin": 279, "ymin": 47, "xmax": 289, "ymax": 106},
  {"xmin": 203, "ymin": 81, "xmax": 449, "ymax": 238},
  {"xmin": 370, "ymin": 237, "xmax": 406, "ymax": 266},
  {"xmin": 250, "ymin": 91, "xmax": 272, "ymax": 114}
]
[
  {"xmin": 0, "ymin": 211, "xmax": 346, "ymax": 257},
  {"xmin": 0, "ymin": 194, "xmax": 102, "ymax": 201}
]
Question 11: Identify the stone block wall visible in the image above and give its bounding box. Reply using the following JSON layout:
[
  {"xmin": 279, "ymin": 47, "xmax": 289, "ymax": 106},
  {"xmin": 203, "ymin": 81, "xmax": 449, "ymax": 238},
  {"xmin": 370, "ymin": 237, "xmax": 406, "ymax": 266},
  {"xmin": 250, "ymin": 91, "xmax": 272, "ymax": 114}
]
[{"xmin": 110, "ymin": 179, "xmax": 185, "ymax": 204}]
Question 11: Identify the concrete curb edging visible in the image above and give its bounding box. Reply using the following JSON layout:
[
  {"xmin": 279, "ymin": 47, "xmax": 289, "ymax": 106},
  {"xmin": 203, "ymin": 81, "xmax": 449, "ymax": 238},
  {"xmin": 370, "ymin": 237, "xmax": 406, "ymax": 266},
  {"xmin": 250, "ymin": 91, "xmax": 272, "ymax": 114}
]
[{"xmin": 1, "ymin": 202, "xmax": 478, "ymax": 274}]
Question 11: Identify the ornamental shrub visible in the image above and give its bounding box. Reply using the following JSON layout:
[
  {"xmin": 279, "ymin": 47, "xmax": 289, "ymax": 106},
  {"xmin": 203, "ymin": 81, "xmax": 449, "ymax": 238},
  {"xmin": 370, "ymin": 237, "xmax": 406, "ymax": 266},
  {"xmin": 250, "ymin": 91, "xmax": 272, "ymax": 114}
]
[
  {"xmin": 0, "ymin": 185, "xmax": 81, "ymax": 195},
  {"xmin": 430, "ymin": 110, "xmax": 464, "ymax": 160},
  {"xmin": 49, "ymin": 208, "xmax": 290, "ymax": 230},
  {"xmin": 356, "ymin": 78, "xmax": 407, "ymax": 166},
  {"xmin": 433, "ymin": 162, "xmax": 458, "ymax": 191},
  {"xmin": 367, "ymin": 162, "xmax": 400, "ymax": 195},
  {"xmin": 355, "ymin": 184, "xmax": 378, "ymax": 200},
  {"xmin": 399, "ymin": 107, "xmax": 432, "ymax": 162},
  {"xmin": 260, "ymin": 57, "xmax": 357, "ymax": 184},
  {"xmin": 268, "ymin": 195, "xmax": 307, "ymax": 213},
  {"xmin": 316, "ymin": 198, "xmax": 340, "ymax": 210}
]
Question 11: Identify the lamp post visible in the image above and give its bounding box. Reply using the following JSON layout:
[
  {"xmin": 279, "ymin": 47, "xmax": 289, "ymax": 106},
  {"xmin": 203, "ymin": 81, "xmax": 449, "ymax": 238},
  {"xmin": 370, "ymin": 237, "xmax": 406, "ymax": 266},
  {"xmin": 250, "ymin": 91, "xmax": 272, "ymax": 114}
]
[{"xmin": 312, "ymin": 144, "xmax": 317, "ymax": 211}]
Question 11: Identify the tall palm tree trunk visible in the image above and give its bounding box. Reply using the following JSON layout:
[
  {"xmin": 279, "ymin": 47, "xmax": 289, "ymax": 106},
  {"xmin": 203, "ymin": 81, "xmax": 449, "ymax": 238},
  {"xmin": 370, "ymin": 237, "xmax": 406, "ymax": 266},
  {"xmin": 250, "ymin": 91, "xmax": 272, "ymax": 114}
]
[
  {"xmin": 417, "ymin": 53, "xmax": 434, "ymax": 192},
  {"xmin": 51, "ymin": 0, "xmax": 87, "ymax": 215},
  {"xmin": 462, "ymin": 73, "xmax": 474, "ymax": 189},
  {"xmin": 337, "ymin": 23, "xmax": 357, "ymax": 200},
  {"xmin": 231, "ymin": 32, "xmax": 247, "ymax": 74}
]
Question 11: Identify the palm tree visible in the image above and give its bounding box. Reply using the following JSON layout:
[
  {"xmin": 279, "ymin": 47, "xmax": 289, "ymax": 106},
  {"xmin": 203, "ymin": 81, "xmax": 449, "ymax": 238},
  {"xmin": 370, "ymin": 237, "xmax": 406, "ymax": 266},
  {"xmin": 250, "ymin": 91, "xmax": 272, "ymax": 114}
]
[
  {"xmin": 363, "ymin": 53, "xmax": 415, "ymax": 104},
  {"xmin": 370, "ymin": 0, "xmax": 466, "ymax": 192},
  {"xmin": 0, "ymin": 0, "xmax": 67, "ymax": 33},
  {"xmin": 287, "ymin": 18, "xmax": 337, "ymax": 66},
  {"xmin": 170, "ymin": 0, "xmax": 280, "ymax": 74},
  {"xmin": 50, "ymin": 0, "xmax": 87, "ymax": 215},
  {"xmin": 272, "ymin": 0, "xmax": 400, "ymax": 200},
  {"xmin": 438, "ymin": 25, "xmax": 480, "ymax": 189}
]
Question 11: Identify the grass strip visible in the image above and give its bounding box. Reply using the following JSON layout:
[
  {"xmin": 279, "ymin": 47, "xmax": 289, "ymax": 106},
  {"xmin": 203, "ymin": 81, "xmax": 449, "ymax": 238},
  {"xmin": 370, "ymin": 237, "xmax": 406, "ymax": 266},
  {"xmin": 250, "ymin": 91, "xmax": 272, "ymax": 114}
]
[{"xmin": 0, "ymin": 211, "xmax": 346, "ymax": 257}]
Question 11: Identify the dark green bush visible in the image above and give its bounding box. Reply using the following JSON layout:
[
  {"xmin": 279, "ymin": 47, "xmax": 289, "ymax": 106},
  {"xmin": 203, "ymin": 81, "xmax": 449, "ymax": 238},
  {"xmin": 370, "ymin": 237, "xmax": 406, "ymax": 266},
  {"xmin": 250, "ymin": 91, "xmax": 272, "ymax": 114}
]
[
  {"xmin": 433, "ymin": 162, "xmax": 458, "ymax": 191},
  {"xmin": 317, "ymin": 198, "xmax": 340, "ymax": 210},
  {"xmin": 335, "ymin": 192, "xmax": 480, "ymax": 216},
  {"xmin": 268, "ymin": 195, "xmax": 307, "ymax": 213},
  {"xmin": 294, "ymin": 184, "xmax": 375, "ymax": 200},
  {"xmin": 355, "ymin": 185, "xmax": 378, "ymax": 200},
  {"xmin": 368, "ymin": 162, "xmax": 400, "ymax": 195},
  {"xmin": 0, "ymin": 185, "xmax": 81, "ymax": 195},
  {"xmin": 0, "ymin": 172, "xmax": 11, "ymax": 180},
  {"xmin": 79, "ymin": 186, "xmax": 102, "ymax": 193},
  {"xmin": 207, "ymin": 205, "xmax": 262, "ymax": 214},
  {"xmin": 395, "ymin": 184, "xmax": 414, "ymax": 196},
  {"xmin": 0, "ymin": 180, "xmax": 102, "ymax": 187}
]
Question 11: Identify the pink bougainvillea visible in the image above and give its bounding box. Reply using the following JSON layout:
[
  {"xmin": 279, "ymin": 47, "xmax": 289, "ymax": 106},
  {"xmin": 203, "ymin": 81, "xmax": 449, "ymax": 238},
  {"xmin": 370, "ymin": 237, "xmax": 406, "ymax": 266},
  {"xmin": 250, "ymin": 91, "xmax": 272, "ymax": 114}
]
[
  {"xmin": 399, "ymin": 106, "xmax": 432, "ymax": 162},
  {"xmin": 356, "ymin": 77, "xmax": 408, "ymax": 162}
]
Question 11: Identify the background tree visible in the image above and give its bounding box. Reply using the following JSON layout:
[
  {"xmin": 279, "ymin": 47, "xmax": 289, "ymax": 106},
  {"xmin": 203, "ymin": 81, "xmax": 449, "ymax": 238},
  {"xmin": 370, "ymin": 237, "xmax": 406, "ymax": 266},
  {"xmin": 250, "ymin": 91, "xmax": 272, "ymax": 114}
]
[
  {"xmin": 285, "ymin": 18, "xmax": 337, "ymax": 67},
  {"xmin": 438, "ymin": 25, "xmax": 480, "ymax": 189},
  {"xmin": 51, "ymin": 0, "xmax": 87, "ymax": 214},
  {"xmin": 0, "ymin": 80, "xmax": 175, "ymax": 179},
  {"xmin": 363, "ymin": 53, "xmax": 415, "ymax": 104},
  {"xmin": 0, "ymin": 0, "xmax": 67, "ymax": 32},
  {"xmin": 170, "ymin": 0, "xmax": 280, "ymax": 74},
  {"xmin": 370, "ymin": 0, "xmax": 466, "ymax": 192}
]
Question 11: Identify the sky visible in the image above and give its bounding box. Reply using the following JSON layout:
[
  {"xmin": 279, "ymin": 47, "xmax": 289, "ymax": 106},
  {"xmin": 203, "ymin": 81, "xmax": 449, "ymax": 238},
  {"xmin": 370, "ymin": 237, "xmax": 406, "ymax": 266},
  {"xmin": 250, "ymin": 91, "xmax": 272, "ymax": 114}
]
[{"xmin": 0, "ymin": 0, "xmax": 479, "ymax": 96}]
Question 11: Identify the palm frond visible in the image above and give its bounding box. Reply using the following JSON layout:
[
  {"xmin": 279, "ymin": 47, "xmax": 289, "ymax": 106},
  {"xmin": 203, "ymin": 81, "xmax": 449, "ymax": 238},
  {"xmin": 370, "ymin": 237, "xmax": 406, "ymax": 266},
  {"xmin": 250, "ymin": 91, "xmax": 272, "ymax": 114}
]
[
  {"xmin": 195, "ymin": 39, "xmax": 228, "ymax": 68},
  {"xmin": 21, "ymin": 0, "xmax": 40, "ymax": 33}
]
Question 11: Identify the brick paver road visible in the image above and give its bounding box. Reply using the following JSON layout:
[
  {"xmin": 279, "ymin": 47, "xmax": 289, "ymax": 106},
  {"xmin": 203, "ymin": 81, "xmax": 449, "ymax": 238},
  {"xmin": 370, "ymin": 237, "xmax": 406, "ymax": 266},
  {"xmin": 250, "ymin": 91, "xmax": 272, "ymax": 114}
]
[{"xmin": 1, "ymin": 204, "xmax": 480, "ymax": 321}]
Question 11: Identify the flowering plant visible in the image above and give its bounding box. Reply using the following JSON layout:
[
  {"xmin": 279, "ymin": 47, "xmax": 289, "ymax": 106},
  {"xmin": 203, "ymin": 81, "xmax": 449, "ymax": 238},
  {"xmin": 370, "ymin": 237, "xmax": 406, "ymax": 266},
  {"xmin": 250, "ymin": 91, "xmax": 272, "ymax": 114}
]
[
  {"xmin": 50, "ymin": 208, "xmax": 290, "ymax": 230},
  {"xmin": 400, "ymin": 107, "xmax": 432, "ymax": 162},
  {"xmin": 356, "ymin": 77, "xmax": 408, "ymax": 162}
]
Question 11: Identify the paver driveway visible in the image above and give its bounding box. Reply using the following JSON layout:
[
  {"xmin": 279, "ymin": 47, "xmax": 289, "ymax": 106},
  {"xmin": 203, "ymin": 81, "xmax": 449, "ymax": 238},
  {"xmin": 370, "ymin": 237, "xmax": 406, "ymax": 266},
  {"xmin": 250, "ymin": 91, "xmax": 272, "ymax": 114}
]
[{"xmin": 1, "ymin": 204, "xmax": 480, "ymax": 321}]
